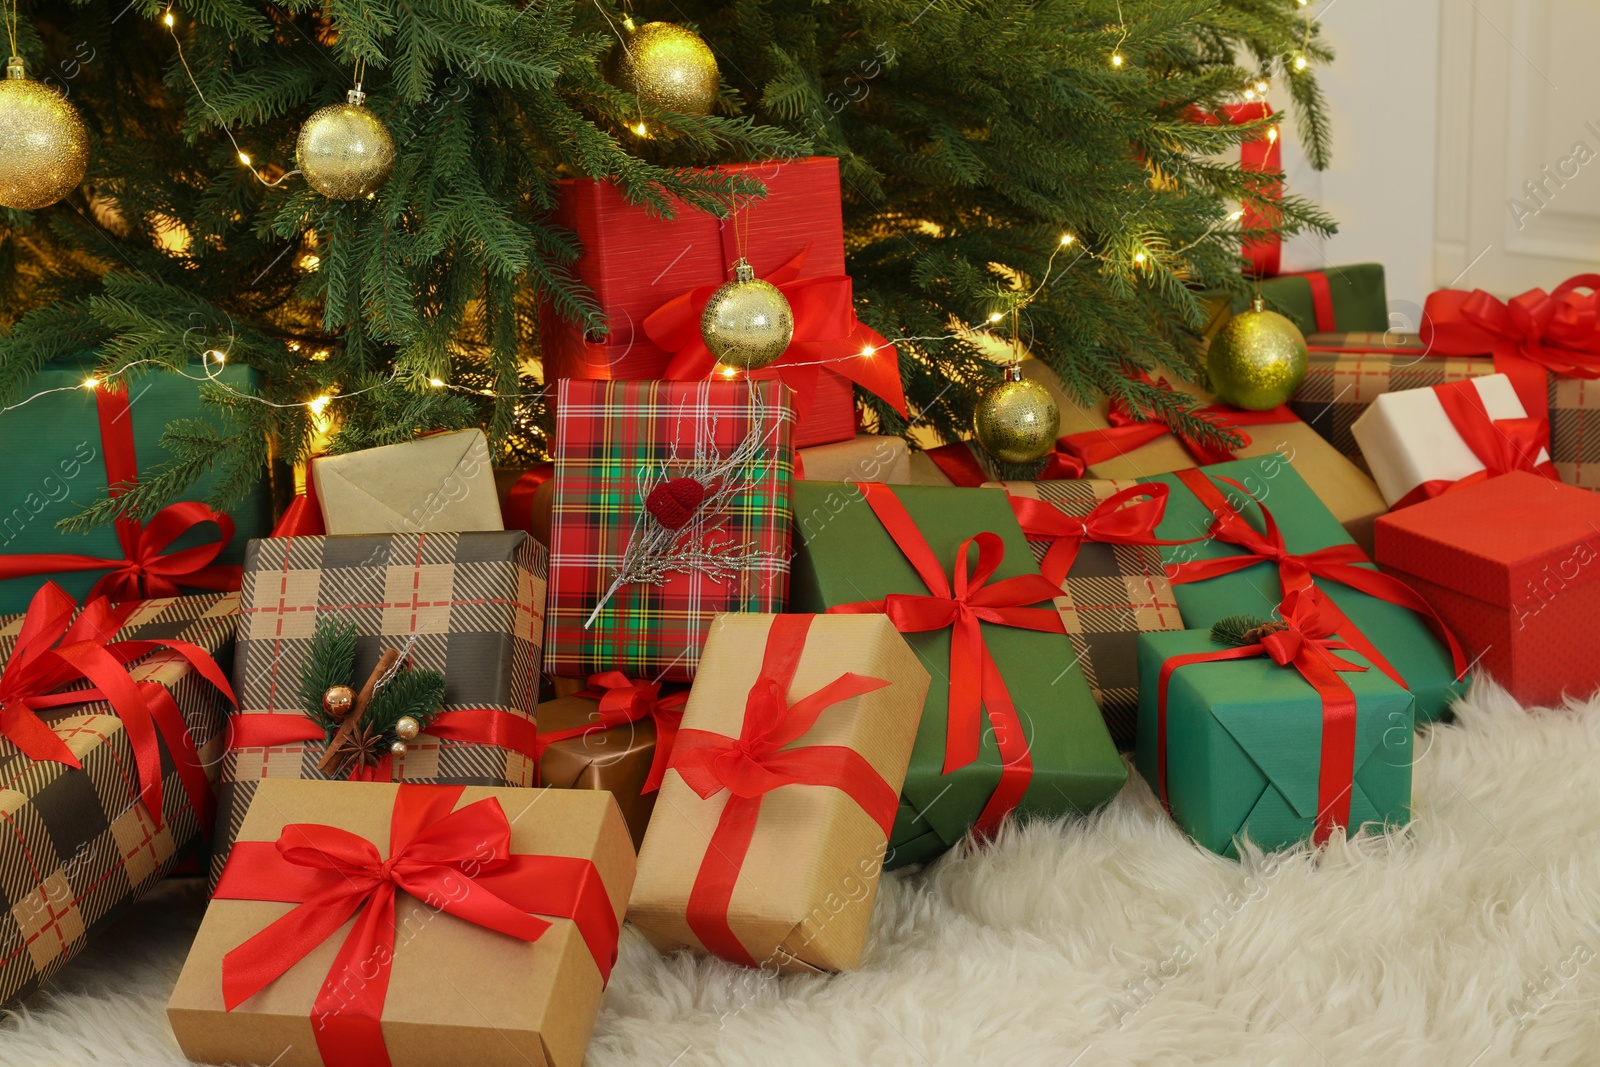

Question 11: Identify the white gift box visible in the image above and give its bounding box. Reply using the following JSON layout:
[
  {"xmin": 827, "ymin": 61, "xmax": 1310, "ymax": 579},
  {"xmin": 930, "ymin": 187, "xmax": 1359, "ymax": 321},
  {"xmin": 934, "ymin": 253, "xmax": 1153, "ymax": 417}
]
[{"xmin": 1350, "ymin": 373, "xmax": 1549, "ymax": 506}]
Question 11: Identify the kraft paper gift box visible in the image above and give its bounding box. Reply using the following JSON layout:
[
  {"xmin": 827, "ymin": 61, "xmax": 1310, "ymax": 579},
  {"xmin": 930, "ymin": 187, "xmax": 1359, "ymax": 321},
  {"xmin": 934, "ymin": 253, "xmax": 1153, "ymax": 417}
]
[
  {"xmin": 168, "ymin": 780, "xmax": 634, "ymax": 1067},
  {"xmin": 0, "ymin": 589, "xmax": 237, "ymax": 1009},
  {"xmin": 1135, "ymin": 600, "xmax": 1415, "ymax": 857},
  {"xmin": 545, "ymin": 378, "xmax": 794, "ymax": 682},
  {"xmin": 0, "ymin": 357, "xmax": 272, "ymax": 614},
  {"xmin": 796, "ymin": 433, "xmax": 911, "ymax": 484},
  {"xmin": 628, "ymin": 612, "xmax": 929, "ymax": 972},
  {"xmin": 1376, "ymin": 471, "xmax": 1600, "ymax": 707},
  {"xmin": 311, "ymin": 429, "xmax": 505, "ymax": 535},
  {"xmin": 789, "ymin": 482, "xmax": 1127, "ymax": 869},
  {"xmin": 214, "ymin": 529, "xmax": 547, "ymax": 887},
  {"xmin": 1349, "ymin": 374, "xmax": 1551, "ymax": 507},
  {"xmin": 1137, "ymin": 456, "xmax": 1467, "ymax": 723}
]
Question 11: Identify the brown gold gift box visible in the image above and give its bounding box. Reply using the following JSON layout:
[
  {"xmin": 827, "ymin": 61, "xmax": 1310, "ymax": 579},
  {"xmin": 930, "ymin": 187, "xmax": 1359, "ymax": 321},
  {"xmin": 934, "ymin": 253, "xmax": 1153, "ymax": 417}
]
[
  {"xmin": 628, "ymin": 613, "xmax": 930, "ymax": 973},
  {"xmin": 168, "ymin": 779, "xmax": 635, "ymax": 1067}
]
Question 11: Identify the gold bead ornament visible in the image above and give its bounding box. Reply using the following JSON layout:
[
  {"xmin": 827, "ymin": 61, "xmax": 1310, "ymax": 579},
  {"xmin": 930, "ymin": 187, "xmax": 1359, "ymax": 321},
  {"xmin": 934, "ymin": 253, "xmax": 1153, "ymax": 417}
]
[
  {"xmin": 973, "ymin": 362, "xmax": 1061, "ymax": 464},
  {"xmin": 0, "ymin": 57, "xmax": 89, "ymax": 210},
  {"xmin": 1206, "ymin": 293, "xmax": 1309, "ymax": 410},
  {"xmin": 701, "ymin": 258, "xmax": 794, "ymax": 370},
  {"xmin": 297, "ymin": 88, "xmax": 395, "ymax": 201},
  {"xmin": 394, "ymin": 716, "xmax": 421, "ymax": 741},
  {"xmin": 322, "ymin": 684, "xmax": 356, "ymax": 719}
]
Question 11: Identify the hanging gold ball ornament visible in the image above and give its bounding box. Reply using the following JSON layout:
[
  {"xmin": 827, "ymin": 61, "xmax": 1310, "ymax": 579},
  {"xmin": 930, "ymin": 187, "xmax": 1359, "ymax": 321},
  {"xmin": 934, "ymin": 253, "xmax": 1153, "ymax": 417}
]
[
  {"xmin": 1207, "ymin": 293, "xmax": 1309, "ymax": 410},
  {"xmin": 393, "ymin": 716, "xmax": 421, "ymax": 741},
  {"xmin": 0, "ymin": 57, "xmax": 89, "ymax": 210},
  {"xmin": 610, "ymin": 20, "xmax": 719, "ymax": 117},
  {"xmin": 701, "ymin": 258, "xmax": 794, "ymax": 370},
  {"xmin": 973, "ymin": 363, "xmax": 1061, "ymax": 464},
  {"xmin": 296, "ymin": 89, "xmax": 395, "ymax": 201}
]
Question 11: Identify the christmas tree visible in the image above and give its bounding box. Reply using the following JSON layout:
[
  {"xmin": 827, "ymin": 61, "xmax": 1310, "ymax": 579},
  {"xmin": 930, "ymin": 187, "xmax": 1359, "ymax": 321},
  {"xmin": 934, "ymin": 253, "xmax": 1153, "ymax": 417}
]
[{"xmin": 0, "ymin": 0, "xmax": 1333, "ymax": 527}]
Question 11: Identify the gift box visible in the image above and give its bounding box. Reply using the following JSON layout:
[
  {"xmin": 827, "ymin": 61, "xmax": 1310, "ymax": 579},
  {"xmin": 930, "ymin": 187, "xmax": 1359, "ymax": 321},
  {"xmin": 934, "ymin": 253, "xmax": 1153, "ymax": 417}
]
[
  {"xmin": 0, "ymin": 587, "xmax": 237, "ymax": 1009},
  {"xmin": 1229, "ymin": 264, "xmax": 1391, "ymax": 336},
  {"xmin": 311, "ymin": 429, "xmax": 504, "ymax": 535},
  {"xmin": 534, "ymin": 674, "xmax": 685, "ymax": 850},
  {"xmin": 0, "ymin": 360, "xmax": 273, "ymax": 614},
  {"xmin": 539, "ymin": 156, "xmax": 905, "ymax": 448},
  {"xmin": 168, "ymin": 780, "xmax": 634, "ymax": 1067},
  {"xmin": 1138, "ymin": 456, "xmax": 1467, "ymax": 722},
  {"xmin": 629, "ymin": 612, "xmax": 928, "ymax": 972},
  {"xmin": 1350, "ymin": 374, "xmax": 1553, "ymax": 507},
  {"xmin": 214, "ymin": 530, "xmax": 547, "ymax": 886},
  {"xmin": 990, "ymin": 479, "xmax": 1186, "ymax": 749},
  {"xmin": 1135, "ymin": 588, "xmax": 1415, "ymax": 856},
  {"xmin": 796, "ymin": 433, "xmax": 911, "ymax": 484},
  {"xmin": 1375, "ymin": 471, "xmax": 1600, "ymax": 707},
  {"xmin": 545, "ymin": 379, "xmax": 793, "ymax": 682},
  {"xmin": 790, "ymin": 482, "xmax": 1126, "ymax": 869}
]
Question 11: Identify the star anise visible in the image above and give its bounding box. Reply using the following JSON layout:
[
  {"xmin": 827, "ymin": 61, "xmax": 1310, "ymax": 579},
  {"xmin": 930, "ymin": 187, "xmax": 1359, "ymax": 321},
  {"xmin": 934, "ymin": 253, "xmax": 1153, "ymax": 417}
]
[{"xmin": 328, "ymin": 721, "xmax": 385, "ymax": 779}]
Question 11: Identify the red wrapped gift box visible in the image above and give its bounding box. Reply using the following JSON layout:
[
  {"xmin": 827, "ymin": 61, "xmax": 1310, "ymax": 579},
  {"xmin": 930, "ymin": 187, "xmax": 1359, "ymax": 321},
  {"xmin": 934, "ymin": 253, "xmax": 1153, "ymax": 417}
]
[
  {"xmin": 1375, "ymin": 470, "xmax": 1600, "ymax": 707},
  {"xmin": 538, "ymin": 156, "xmax": 904, "ymax": 448}
]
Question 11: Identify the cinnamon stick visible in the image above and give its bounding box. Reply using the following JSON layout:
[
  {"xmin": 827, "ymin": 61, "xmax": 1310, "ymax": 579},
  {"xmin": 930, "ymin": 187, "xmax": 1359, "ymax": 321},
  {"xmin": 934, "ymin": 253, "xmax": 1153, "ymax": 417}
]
[{"xmin": 317, "ymin": 647, "xmax": 400, "ymax": 776}]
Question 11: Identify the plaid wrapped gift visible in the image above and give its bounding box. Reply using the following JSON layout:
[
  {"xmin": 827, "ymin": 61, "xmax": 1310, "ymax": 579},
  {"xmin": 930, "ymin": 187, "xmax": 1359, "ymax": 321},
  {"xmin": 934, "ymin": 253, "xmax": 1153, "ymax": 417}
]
[
  {"xmin": 988, "ymin": 479, "xmax": 1185, "ymax": 749},
  {"xmin": 546, "ymin": 379, "xmax": 794, "ymax": 681},
  {"xmin": 214, "ymin": 530, "xmax": 546, "ymax": 887},
  {"xmin": 0, "ymin": 592, "xmax": 237, "ymax": 1009},
  {"xmin": 1289, "ymin": 332, "xmax": 1600, "ymax": 490}
]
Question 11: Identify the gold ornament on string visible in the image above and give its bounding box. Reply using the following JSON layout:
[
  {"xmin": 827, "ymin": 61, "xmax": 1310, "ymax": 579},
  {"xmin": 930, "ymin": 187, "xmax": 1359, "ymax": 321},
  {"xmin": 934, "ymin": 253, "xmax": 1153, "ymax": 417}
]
[
  {"xmin": 297, "ymin": 80, "xmax": 395, "ymax": 201},
  {"xmin": 701, "ymin": 257, "xmax": 794, "ymax": 370},
  {"xmin": 1206, "ymin": 293, "xmax": 1308, "ymax": 410},
  {"xmin": 973, "ymin": 361, "xmax": 1060, "ymax": 464},
  {"xmin": 609, "ymin": 18, "xmax": 719, "ymax": 118},
  {"xmin": 0, "ymin": 55, "xmax": 89, "ymax": 210}
]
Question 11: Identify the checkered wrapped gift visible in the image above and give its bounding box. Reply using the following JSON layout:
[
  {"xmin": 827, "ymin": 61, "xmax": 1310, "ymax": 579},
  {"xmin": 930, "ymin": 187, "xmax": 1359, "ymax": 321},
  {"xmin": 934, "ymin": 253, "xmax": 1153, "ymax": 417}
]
[
  {"xmin": 214, "ymin": 530, "xmax": 546, "ymax": 886},
  {"xmin": 0, "ymin": 591, "xmax": 237, "ymax": 1009},
  {"xmin": 545, "ymin": 378, "xmax": 794, "ymax": 681}
]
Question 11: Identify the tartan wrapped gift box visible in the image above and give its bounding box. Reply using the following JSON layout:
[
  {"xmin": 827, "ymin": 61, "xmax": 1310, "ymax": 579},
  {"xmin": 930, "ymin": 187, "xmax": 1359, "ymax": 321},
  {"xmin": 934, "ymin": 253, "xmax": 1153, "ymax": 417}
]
[
  {"xmin": 790, "ymin": 482, "xmax": 1126, "ymax": 870},
  {"xmin": 0, "ymin": 359, "xmax": 273, "ymax": 614},
  {"xmin": 1136, "ymin": 456, "xmax": 1468, "ymax": 723},
  {"xmin": 214, "ymin": 530, "xmax": 547, "ymax": 886},
  {"xmin": 988, "ymin": 479, "xmax": 1186, "ymax": 749},
  {"xmin": 546, "ymin": 379, "xmax": 794, "ymax": 682},
  {"xmin": 0, "ymin": 589, "xmax": 237, "ymax": 1009}
]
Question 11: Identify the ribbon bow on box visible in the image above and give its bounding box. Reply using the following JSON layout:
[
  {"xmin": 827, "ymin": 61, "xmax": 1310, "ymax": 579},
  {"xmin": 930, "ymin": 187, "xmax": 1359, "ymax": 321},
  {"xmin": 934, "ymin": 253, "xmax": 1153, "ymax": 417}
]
[
  {"xmin": 668, "ymin": 614, "xmax": 892, "ymax": 967},
  {"xmin": 1006, "ymin": 483, "xmax": 1200, "ymax": 587},
  {"xmin": 1391, "ymin": 379, "xmax": 1559, "ymax": 509},
  {"xmin": 0, "ymin": 581, "xmax": 234, "ymax": 831},
  {"xmin": 215, "ymin": 783, "xmax": 619, "ymax": 1067},
  {"xmin": 534, "ymin": 671, "xmax": 687, "ymax": 793},
  {"xmin": 1154, "ymin": 587, "xmax": 1368, "ymax": 844}
]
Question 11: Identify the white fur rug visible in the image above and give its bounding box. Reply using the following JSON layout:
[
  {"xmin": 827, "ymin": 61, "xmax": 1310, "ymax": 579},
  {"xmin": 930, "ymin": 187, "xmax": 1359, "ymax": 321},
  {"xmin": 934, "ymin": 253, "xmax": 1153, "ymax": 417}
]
[{"xmin": 6, "ymin": 682, "xmax": 1600, "ymax": 1066}]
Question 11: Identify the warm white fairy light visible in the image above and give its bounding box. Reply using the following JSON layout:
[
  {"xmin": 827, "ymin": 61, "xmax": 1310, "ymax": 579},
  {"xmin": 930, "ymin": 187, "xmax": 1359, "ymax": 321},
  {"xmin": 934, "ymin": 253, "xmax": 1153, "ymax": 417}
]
[
  {"xmin": 428, "ymin": 377, "xmax": 445, "ymax": 387},
  {"xmin": 82, "ymin": 376, "xmax": 100, "ymax": 389},
  {"xmin": 1294, "ymin": 55, "xmax": 1308, "ymax": 71}
]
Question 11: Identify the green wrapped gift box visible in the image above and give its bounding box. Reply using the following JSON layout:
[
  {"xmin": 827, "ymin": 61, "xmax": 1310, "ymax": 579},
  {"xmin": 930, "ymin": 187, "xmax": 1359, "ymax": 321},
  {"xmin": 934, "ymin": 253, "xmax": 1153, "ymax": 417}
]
[
  {"xmin": 0, "ymin": 356, "xmax": 274, "ymax": 614},
  {"xmin": 1137, "ymin": 456, "xmax": 1464, "ymax": 722},
  {"xmin": 1134, "ymin": 628, "xmax": 1414, "ymax": 856},
  {"xmin": 1229, "ymin": 263, "xmax": 1389, "ymax": 336},
  {"xmin": 790, "ymin": 481, "xmax": 1127, "ymax": 869}
]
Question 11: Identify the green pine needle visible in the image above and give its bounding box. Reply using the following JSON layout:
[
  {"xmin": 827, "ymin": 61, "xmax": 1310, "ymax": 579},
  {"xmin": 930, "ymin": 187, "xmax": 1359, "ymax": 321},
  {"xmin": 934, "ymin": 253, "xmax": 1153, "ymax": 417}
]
[
  {"xmin": 1210, "ymin": 614, "xmax": 1272, "ymax": 648},
  {"xmin": 298, "ymin": 618, "xmax": 360, "ymax": 735}
]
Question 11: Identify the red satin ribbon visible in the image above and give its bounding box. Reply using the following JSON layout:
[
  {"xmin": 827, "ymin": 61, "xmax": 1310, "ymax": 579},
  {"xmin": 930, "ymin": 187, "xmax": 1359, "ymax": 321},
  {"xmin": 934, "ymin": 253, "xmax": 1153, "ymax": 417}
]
[
  {"xmin": 0, "ymin": 385, "xmax": 242, "ymax": 599},
  {"xmin": 0, "ymin": 581, "xmax": 234, "ymax": 831},
  {"xmin": 1192, "ymin": 103, "xmax": 1282, "ymax": 276},
  {"xmin": 1302, "ymin": 271, "xmax": 1336, "ymax": 333},
  {"xmin": 826, "ymin": 483, "xmax": 1067, "ymax": 835},
  {"xmin": 1392, "ymin": 379, "xmax": 1559, "ymax": 509},
  {"xmin": 1166, "ymin": 468, "xmax": 1468, "ymax": 688},
  {"xmin": 533, "ymin": 672, "xmax": 687, "ymax": 793},
  {"xmin": 642, "ymin": 246, "xmax": 908, "ymax": 419},
  {"xmin": 1419, "ymin": 275, "xmax": 1600, "ymax": 423},
  {"xmin": 1155, "ymin": 588, "xmax": 1365, "ymax": 845},
  {"xmin": 668, "ymin": 614, "xmax": 893, "ymax": 965},
  {"xmin": 1007, "ymin": 484, "xmax": 1199, "ymax": 587},
  {"xmin": 502, "ymin": 463, "xmax": 555, "ymax": 538},
  {"xmin": 214, "ymin": 783, "xmax": 619, "ymax": 1067}
]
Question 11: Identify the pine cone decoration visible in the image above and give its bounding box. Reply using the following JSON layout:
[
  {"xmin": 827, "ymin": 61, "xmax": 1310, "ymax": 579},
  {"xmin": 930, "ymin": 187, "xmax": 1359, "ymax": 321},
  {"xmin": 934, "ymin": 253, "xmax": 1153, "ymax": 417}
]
[{"xmin": 1242, "ymin": 620, "xmax": 1289, "ymax": 645}]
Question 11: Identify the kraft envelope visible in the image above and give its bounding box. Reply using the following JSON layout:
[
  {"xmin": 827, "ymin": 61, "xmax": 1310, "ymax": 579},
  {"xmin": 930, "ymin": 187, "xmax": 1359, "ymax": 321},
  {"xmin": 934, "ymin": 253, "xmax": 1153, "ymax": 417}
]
[{"xmin": 312, "ymin": 429, "xmax": 504, "ymax": 535}]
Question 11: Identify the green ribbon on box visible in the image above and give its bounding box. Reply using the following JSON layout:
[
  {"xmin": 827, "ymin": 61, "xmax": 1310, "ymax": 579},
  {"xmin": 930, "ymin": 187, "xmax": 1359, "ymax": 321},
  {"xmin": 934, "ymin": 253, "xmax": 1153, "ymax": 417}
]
[
  {"xmin": 1230, "ymin": 264, "xmax": 1390, "ymax": 336},
  {"xmin": 789, "ymin": 482, "xmax": 1126, "ymax": 869},
  {"xmin": 0, "ymin": 356, "xmax": 274, "ymax": 615}
]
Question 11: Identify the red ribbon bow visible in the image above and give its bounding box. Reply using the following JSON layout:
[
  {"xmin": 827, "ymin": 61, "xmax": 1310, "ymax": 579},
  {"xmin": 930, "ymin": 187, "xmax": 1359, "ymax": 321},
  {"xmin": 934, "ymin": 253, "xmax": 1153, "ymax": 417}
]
[
  {"xmin": 534, "ymin": 671, "xmax": 687, "ymax": 793},
  {"xmin": 0, "ymin": 581, "xmax": 234, "ymax": 831},
  {"xmin": 1007, "ymin": 484, "xmax": 1199, "ymax": 587},
  {"xmin": 0, "ymin": 385, "xmax": 241, "ymax": 600},
  {"xmin": 1156, "ymin": 587, "xmax": 1367, "ymax": 844},
  {"xmin": 214, "ymin": 783, "xmax": 619, "ymax": 1067},
  {"xmin": 1166, "ymin": 469, "xmax": 1468, "ymax": 689},
  {"xmin": 1392, "ymin": 379, "xmax": 1559, "ymax": 509},
  {"xmin": 643, "ymin": 246, "xmax": 908, "ymax": 419},
  {"xmin": 668, "ymin": 614, "xmax": 893, "ymax": 966}
]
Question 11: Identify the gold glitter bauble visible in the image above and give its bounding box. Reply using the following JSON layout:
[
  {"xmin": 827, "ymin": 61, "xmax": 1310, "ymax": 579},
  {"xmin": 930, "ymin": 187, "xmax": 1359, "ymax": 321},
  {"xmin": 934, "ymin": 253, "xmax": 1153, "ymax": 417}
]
[
  {"xmin": 0, "ymin": 58, "xmax": 89, "ymax": 210},
  {"xmin": 296, "ymin": 90, "xmax": 395, "ymax": 201},
  {"xmin": 701, "ymin": 259, "xmax": 794, "ymax": 370},
  {"xmin": 389, "ymin": 739, "xmax": 408, "ymax": 756},
  {"xmin": 1207, "ymin": 294, "xmax": 1308, "ymax": 410},
  {"xmin": 393, "ymin": 715, "xmax": 421, "ymax": 741},
  {"xmin": 973, "ymin": 364, "xmax": 1061, "ymax": 464},
  {"xmin": 610, "ymin": 20, "xmax": 719, "ymax": 117}
]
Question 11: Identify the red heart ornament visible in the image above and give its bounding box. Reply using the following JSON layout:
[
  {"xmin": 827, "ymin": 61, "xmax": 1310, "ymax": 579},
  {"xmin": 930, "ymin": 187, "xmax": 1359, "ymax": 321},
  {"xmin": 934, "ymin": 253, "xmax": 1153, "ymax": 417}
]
[{"xmin": 645, "ymin": 477, "xmax": 707, "ymax": 530}]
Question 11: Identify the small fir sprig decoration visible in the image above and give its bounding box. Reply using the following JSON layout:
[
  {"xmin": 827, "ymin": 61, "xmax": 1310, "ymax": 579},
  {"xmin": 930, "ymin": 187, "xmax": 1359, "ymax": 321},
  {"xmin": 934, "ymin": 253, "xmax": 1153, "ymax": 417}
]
[{"xmin": 297, "ymin": 618, "xmax": 447, "ymax": 778}]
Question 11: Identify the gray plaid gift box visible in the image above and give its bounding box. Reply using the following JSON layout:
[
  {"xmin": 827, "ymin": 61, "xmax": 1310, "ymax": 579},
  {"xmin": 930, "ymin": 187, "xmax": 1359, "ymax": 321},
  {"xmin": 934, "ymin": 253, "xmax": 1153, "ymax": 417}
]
[
  {"xmin": 988, "ymin": 479, "xmax": 1185, "ymax": 749},
  {"xmin": 214, "ymin": 530, "xmax": 547, "ymax": 887},
  {"xmin": 0, "ymin": 592, "xmax": 237, "ymax": 1010}
]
